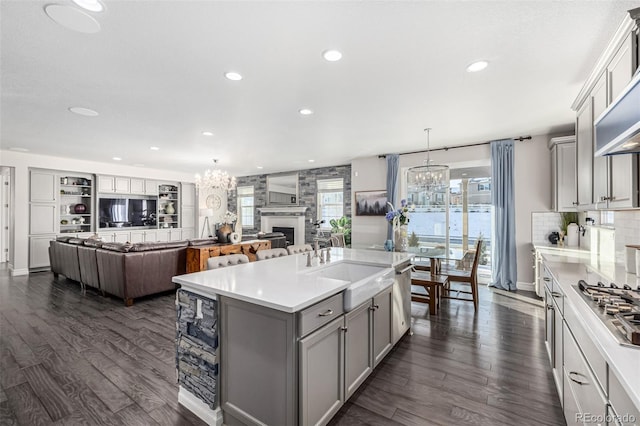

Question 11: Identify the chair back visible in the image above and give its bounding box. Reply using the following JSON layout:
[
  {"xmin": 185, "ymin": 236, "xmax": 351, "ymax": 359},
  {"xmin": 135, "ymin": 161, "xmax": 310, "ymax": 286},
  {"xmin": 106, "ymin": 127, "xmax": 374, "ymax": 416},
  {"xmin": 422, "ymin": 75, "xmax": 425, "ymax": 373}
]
[
  {"xmin": 470, "ymin": 239, "xmax": 483, "ymax": 280},
  {"xmin": 207, "ymin": 254, "xmax": 250, "ymax": 269},
  {"xmin": 329, "ymin": 233, "xmax": 346, "ymax": 247},
  {"xmin": 286, "ymin": 244, "xmax": 313, "ymax": 255},
  {"xmin": 256, "ymin": 248, "xmax": 289, "ymax": 261}
]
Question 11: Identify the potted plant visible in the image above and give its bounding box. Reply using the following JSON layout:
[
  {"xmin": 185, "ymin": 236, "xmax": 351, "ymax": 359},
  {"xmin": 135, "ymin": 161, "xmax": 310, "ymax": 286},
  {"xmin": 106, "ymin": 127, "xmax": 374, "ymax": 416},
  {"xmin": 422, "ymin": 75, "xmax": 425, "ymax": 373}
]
[
  {"xmin": 329, "ymin": 216, "xmax": 351, "ymax": 246},
  {"xmin": 559, "ymin": 211, "xmax": 578, "ymax": 245}
]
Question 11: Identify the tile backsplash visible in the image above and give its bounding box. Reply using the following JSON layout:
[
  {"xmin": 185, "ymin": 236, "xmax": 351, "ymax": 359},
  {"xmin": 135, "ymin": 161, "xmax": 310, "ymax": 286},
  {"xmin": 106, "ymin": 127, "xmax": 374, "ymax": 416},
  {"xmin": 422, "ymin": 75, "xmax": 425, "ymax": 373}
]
[
  {"xmin": 531, "ymin": 212, "xmax": 562, "ymax": 244},
  {"xmin": 532, "ymin": 209, "xmax": 640, "ymax": 265}
]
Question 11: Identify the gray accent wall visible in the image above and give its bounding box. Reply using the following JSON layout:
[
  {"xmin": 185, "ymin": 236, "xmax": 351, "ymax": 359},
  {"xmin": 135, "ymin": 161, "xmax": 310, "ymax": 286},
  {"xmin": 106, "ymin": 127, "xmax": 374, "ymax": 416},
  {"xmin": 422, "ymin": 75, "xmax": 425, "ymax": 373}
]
[{"xmin": 229, "ymin": 165, "xmax": 352, "ymax": 243}]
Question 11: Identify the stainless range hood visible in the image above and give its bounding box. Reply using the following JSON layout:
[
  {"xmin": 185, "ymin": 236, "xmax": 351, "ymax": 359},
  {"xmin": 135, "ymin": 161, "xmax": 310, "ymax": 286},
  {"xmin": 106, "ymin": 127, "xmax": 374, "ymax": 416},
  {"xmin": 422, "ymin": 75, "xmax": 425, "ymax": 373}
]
[{"xmin": 594, "ymin": 70, "xmax": 640, "ymax": 156}]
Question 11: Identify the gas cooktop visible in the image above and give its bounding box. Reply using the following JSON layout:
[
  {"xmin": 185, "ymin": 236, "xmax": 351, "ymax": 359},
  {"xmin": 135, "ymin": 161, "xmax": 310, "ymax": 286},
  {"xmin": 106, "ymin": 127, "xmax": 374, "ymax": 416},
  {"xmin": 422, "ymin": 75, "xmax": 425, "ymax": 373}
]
[{"xmin": 574, "ymin": 280, "xmax": 640, "ymax": 349}]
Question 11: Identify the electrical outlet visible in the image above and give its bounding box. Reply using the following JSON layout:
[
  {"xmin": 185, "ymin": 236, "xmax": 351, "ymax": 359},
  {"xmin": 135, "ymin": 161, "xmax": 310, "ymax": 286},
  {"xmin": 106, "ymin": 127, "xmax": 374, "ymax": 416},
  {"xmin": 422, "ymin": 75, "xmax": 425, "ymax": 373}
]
[{"xmin": 196, "ymin": 299, "xmax": 203, "ymax": 319}]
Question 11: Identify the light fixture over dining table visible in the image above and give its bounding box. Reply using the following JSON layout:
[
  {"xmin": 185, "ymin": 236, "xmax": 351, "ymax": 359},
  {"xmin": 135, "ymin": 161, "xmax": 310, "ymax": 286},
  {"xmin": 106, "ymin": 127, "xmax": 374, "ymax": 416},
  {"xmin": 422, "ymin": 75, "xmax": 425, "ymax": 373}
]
[
  {"xmin": 195, "ymin": 159, "xmax": 237, "ymax": 191},
  {"xmin": 406, "ymin": 128, "xmax": 450, "ymax": 205}
]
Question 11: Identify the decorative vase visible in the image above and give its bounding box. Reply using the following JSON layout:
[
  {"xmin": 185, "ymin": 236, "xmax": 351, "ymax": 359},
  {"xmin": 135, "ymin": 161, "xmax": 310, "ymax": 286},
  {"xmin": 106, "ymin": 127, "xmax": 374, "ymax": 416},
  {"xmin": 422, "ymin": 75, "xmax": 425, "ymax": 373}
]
[
  {"xmin": 74, "ymin": 203, "xmax": 87, "ymax": 214},
  {"xmin": 394, "ymin": 224, "xmax": 409, "ymax": 252},
  {"xmin": 216, "ymin": 223, "xmax": 233, "ymax": 244},
  {"xmin": 165, "ymin": 202, "xmax": 175, "ymax": 215}
]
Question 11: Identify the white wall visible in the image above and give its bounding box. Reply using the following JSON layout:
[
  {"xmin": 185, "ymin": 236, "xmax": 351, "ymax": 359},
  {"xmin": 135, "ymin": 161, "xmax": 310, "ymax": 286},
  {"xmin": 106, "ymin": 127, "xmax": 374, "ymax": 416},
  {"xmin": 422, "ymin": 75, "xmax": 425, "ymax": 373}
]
[
  {"xmin": 514, "ymin": 135, "xmax": 552, "ymax": 287},
  {"xmin": 0, "ymin": 149, "xmax": 197, "ymax": 275}
]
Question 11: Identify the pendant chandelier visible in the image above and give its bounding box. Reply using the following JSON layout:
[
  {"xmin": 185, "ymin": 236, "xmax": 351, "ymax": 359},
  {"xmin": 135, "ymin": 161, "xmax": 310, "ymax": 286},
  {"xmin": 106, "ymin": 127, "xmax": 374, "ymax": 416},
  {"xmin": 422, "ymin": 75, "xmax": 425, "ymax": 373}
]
[
  {"xmin": 195, "ymin": 159, "xmax": 237, "ymax": 191},
  {"xmin": 406, "ymin": 128, "xmax": 449, "ymax": 206}
]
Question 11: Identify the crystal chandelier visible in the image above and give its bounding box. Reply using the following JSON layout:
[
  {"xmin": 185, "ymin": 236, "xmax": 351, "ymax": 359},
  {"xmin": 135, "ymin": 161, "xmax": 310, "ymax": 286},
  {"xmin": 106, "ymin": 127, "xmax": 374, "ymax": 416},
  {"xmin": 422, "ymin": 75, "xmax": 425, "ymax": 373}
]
[
  {"xmin": 195, "ymin": 159, "xmax": 237, "ymax": 191},
  {"xmin": 406, "ymin": 128, "xmax": 449, "ymax": 206}
]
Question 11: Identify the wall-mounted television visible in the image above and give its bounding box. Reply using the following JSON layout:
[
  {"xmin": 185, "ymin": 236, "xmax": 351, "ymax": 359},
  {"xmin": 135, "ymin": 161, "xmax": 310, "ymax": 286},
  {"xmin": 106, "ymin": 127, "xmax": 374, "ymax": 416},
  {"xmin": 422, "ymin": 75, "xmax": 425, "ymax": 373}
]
[{"xmin": 98, "ymin": 197, "xmax": 157, "ymax": 228}]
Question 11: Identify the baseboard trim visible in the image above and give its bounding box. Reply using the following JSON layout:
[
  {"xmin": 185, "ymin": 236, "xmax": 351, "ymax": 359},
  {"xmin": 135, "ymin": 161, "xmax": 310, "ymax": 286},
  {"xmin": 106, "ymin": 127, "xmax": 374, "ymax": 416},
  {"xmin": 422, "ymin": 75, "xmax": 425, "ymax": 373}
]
[
  {"xmin": 517, "ymin": 281, "xmax": 535, "ymax": 292},
  {"xmin": 9, "ymin": 267, "xmax": 29, "ymax": 276},
  {"xmin": 178, "ymin": 386, "xmax": 223, "ymax": 426}
]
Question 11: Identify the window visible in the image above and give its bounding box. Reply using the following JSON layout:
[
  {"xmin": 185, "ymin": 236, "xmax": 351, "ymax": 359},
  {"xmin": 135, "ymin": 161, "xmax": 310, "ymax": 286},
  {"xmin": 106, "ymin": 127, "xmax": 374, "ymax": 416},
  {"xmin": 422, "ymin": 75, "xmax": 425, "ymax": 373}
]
[
  {"xmin": 237, "ymin": 186, "xmax": 254, "ymax": 228},
  {"xmin": 317, "ymin": 178, "xmax": 343, "ymax": 227}
]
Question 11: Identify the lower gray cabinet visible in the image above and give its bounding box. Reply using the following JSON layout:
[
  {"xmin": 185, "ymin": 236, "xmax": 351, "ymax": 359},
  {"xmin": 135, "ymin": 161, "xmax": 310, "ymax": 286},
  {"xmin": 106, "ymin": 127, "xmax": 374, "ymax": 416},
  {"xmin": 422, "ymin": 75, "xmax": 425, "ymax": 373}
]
[
  {"xmin": 344, "ymin": 302, "xmax": 372, "ymax": 399},
  {"xmin": 372, "ymin": 286, "xmax": 393, "ymax": 367},
  {"xmin": 299, "ymin": 316, "xmax": 345, "ymax": 426},
  {"xmin": 563, "ymin": 323, "xmax": 607, "ymax": 425}
]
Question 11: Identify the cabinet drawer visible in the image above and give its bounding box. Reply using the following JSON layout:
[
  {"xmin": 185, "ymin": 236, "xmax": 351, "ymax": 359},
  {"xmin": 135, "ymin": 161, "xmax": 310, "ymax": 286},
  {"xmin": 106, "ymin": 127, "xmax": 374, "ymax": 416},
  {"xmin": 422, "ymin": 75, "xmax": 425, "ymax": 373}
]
[
  {"xmin": 564, "ymin": 303, "xmax": 607, "ymax": 394},
  {"xmin": 563, "ymin": 323, "xmax": 607, "ymax": 423},
  {"xmin": 609, "ymin": 371, "xmax": 640, "ymax": 426},
  {"xmin": 298, "ymin": 293, "xmax": 344, "ymax": 337}
]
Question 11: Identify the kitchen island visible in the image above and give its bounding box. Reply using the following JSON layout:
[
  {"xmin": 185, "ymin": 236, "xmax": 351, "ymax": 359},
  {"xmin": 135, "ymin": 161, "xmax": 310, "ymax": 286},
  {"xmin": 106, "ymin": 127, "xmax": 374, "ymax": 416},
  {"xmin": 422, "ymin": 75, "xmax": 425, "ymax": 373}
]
[
  {"xmin": 172, "ymin": 248, "xmax": 413, "ymax": 426},
  {"xmin": 536, "ymin": 246, "xmax": 640, "ymax": 425}
]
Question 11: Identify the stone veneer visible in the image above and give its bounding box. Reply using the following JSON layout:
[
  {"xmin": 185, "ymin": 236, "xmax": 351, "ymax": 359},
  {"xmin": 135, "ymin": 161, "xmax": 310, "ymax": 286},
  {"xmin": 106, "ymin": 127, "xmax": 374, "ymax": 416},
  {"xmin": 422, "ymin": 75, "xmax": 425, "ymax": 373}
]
[
  {"xmin": 228, "ymin": 165, "xmax": 352, "ymax": 243},
  {"xmin": 176, "ymin": 289, "xmax": 218, "ymax": 409}
]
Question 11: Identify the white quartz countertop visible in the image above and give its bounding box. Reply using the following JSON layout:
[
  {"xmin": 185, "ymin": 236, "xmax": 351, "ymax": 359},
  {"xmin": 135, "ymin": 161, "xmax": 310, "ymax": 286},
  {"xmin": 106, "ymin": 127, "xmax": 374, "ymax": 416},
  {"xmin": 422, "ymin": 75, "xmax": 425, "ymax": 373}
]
[
  {"xmin": 540, "ymin": 251, "xmax": 640, "ymax": 410},
  {"xmin": 173, "ymin": 248, "xmax": 413, "ymax": 313}
]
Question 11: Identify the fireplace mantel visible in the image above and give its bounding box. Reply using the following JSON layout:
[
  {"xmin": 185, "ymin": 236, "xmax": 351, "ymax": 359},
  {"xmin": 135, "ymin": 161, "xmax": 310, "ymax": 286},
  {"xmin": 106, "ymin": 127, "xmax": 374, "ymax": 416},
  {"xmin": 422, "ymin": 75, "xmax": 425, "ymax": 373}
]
[{"xmin": 258, "ymin": 206, "xmax": 308, "ymax": 215}]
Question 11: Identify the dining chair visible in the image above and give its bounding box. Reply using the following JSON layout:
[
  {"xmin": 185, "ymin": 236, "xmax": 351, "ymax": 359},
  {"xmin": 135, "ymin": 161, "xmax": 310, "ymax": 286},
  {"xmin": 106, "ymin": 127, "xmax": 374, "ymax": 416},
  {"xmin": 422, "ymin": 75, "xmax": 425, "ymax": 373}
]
[
  {"xmin": 410, "ymin": 267, "xmax": 449, "ymax": 315},
  {"xmin": 329, "ymin": 233, "xmax": 346, "ymax": 248},
  {"xmin": 439, "ymin": 239, "xmax": 482, "ymax": 310},
  {"xmin": 255, "ymin": 248, "xmax": 289, "ymax": 261},
  {"xmin": 286, "ymin": 244, "xmax": 313, "ymax": 255},
  {"xmin": 207, "ymin": 254, "xmax": 250, "ymax": 269}
]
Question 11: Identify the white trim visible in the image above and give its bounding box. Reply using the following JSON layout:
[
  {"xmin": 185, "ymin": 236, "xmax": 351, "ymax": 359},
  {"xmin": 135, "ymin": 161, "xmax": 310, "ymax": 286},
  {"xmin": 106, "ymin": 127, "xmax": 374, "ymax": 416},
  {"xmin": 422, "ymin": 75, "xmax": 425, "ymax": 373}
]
[
  {"xmin": 571, "ymin": 13, "xmax": 635, "ymax": 111},
  {"xmin": 178, "ymin": 386, "xmax": 224, "ymax": 426},
  {"xmin": 258, "ymin": 206, "xmax": 308, "ymax": 214},
  {"xmin": 260, "ymin": 215, "xmax": 306, "ymax": 245},
  {"xmin": 516, "ymin": 281, "xmax": 535, "ymax": 292},
  {"xmin": 10, "ymin": 266, "xmax": 29, "ymax": 276}
]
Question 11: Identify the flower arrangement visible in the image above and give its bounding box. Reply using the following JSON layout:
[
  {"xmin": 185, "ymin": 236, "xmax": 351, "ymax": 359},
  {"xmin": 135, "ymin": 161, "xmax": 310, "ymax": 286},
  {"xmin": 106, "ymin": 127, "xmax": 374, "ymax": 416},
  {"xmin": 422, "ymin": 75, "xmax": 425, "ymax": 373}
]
[
  {"xmin": 221, "ymin": 210, "xmax": 237, "ymax": 225},
  {"xmin": 385, "ymin": 199, "xmax": 410, "ymax": 226}
]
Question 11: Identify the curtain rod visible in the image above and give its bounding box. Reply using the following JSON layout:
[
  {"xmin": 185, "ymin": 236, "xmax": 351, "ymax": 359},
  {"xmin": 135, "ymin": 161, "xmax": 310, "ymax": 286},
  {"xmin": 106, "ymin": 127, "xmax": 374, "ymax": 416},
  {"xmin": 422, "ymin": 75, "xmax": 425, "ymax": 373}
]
[{"xmin": 377, "ymin": 135, "xmax": 532, "ymax": 159}]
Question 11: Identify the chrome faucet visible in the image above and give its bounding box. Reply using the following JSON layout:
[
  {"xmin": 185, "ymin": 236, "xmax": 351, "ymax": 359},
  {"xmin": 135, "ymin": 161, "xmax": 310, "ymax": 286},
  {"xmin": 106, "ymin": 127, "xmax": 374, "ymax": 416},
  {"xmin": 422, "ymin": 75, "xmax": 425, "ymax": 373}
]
[
  {"xmin": 314, "ymin": 240, "xmax": 319, "ymax": 257},
  {"xmin": 306, "ymin": 252, "xmax": 312, "ymax": 267}
]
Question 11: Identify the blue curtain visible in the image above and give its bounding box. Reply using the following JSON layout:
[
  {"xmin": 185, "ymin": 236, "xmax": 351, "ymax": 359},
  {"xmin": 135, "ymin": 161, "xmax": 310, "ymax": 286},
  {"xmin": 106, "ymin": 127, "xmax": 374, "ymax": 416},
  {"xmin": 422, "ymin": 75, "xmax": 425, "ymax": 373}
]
[
  {"xmin": 386, "ymin": 154, "xmax": 399, "ymax": 240},
  {"xmin": 490, "ymin": 139, "xmax": 517, "ymax": 291}
]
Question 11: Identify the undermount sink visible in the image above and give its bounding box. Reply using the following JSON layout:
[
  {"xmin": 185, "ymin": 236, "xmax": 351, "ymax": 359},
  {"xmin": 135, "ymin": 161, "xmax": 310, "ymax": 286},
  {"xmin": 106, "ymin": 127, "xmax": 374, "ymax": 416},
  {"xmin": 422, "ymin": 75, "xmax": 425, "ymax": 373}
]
[{"xmin": 306, "ymin": 261, "xmax": 395, "ymax": 311}]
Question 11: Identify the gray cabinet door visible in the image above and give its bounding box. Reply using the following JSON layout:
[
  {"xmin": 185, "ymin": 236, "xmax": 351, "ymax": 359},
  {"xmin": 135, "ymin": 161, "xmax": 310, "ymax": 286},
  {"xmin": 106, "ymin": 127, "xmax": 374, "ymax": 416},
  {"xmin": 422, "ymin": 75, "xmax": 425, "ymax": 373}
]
[
  {"xmin": 576, "ymin": 100, "xmax": 594, "ymax": 207},
  {"xmin": 299, "ymin": 316, "xmax": 344, "ymax": 426},
  {"xmin": 344, "ymin": 302, "xmax": 372, "ymax": 400},
  {"xmin": 372, "ymin": 286, "xmax": 393, "ymax": 367},
  {"xmin": 544, "ymin": 286, "xmax": 554, "ymax": 366}
]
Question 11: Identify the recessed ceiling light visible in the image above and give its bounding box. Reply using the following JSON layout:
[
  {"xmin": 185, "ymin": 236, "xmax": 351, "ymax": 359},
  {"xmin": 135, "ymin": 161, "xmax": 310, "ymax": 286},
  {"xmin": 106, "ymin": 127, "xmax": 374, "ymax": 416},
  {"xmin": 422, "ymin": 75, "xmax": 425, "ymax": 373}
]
[
  {"xmin": 150, "ymin": 146, "xmax": 160, "ymax": 151},
  {"xmin": 44, "ymin": 4, "xmax": 101, "ymax": 33},
  {"xmin": 323, "ymin": 50, "xmax": 342, "ymax": 62},
  {"xmin": 9, "ymin": 147, "xmax": 29, "ymax": 152},
  {"xmin": 466, "ymin": 60, "xmax": 489, "ymax": 72},
  {"xmin": 69, "ymin": 106, "xmax": 99, "ymax": 116},
  {"xmin": 202, "ymin": 131, "xmax": 214, "ymax": 136},
  {"xmin": 225, "ymin": 72, "xmax": 243, "ymax": 81},
  {"xmin": 132, "ymin": 163, "xmax": 145, "ymax": 167},
  {"xmin": 462, "ymin": 173, "xmax": 468, "ymax": 176},
  {"xmin": 299, "ymin": 108, "xmax": 314, "ymax": 116},
  {"xmin": 71, "ymin": 0, "xmax": 104, "ymax": 13},
  {"xmin": 308, "ymin": 159, "xmax": 315, "ymax": 163},
  {"xmin": 112, "ymin": 157, "xmax": 122, "ymax": 161},
  {"xmin": 257, "ymin": 166, "xmax": 264, "ymax": 169}
]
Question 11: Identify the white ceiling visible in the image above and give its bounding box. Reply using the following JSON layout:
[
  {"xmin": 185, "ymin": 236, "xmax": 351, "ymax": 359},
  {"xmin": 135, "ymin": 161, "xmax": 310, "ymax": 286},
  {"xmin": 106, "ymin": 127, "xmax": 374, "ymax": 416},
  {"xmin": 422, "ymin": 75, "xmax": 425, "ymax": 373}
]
[{"xmin": 1, "ymin": 1, "xmax": 637, "ymax": 177}]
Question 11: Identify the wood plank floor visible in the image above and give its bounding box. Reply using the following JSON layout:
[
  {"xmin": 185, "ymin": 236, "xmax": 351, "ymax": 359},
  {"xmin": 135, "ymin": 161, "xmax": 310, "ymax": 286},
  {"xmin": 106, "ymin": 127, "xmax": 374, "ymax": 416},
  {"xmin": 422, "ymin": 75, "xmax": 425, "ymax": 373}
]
[{"xmin": 0, "ymin": 266, "xmax": 565, "ymax": 425}]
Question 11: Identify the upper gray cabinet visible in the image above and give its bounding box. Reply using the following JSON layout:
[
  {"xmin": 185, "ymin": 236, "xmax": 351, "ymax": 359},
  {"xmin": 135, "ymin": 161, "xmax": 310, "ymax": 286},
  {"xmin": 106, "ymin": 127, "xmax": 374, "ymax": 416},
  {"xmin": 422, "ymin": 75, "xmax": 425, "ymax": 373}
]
[
  {"xmin": 549, "ymin": 136, "xmax": 576, "ymax": 211},
  {"xmin": 572, "ymin": 11, "xmax": 639, "ymax": 210}
]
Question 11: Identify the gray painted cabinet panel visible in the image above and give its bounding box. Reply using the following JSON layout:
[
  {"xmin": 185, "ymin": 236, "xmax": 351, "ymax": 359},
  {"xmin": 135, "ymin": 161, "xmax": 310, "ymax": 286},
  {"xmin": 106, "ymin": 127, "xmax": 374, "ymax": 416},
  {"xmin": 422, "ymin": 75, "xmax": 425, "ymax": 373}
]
[
  {"xmin": 299, "ymin": 316, "xmax": 344, "ymax": 426},
  {"xmin": 372, "ymin": 286, "xmax": 393, "ymax": 367},
  {"xmin": 344, "ymin": 302, "xmax": 372, "ymax": 399}
]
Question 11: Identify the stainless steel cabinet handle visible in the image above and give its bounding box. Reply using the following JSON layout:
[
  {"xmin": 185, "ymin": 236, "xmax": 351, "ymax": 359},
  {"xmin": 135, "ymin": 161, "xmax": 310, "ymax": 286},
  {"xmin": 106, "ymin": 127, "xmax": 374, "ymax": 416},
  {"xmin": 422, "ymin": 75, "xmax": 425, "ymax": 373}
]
[
  {"xmin": 543, "ymin": 277, "xmax": 551, "ymax": 282},
  {"xmin": 551, "ymin": 292, "xmax": 563, "ymax": 298},
  {"xmin": 318, "ymin": 309, "xmax": 334, "ymax": 317},
  {"xmin": 546, "ymin": 305, "xmax": 554, "ymax": 310},
  {"xmin": 568, "ymin": 371, "xmax": 588, "ymax": 385},
  {"xmin": 340, "ymin": 327, "xmax": 348, "ymax": 332},
  {"xmin": 369, "ymin": 304, "xmax": 380, "ymax": 311},
  {"xmin": 397, "ymin": 265, "xmax": 413, "ymax": 274}
]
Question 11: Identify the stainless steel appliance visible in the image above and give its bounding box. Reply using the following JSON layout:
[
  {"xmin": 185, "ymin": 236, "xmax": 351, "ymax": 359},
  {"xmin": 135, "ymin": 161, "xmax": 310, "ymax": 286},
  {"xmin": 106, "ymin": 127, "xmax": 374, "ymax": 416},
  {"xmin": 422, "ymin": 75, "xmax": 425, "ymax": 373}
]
[{"xmin": 574, "ymin": 280, "xmax": 640, "ymax": 348}]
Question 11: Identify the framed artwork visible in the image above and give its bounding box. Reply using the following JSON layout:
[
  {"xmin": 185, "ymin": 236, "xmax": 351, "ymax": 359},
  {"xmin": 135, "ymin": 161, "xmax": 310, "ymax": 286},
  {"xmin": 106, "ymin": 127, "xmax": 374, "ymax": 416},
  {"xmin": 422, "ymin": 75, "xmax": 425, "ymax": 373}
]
[{"xmin": 355, "ymin": 190, "xmax": 387, "ymax": 216}]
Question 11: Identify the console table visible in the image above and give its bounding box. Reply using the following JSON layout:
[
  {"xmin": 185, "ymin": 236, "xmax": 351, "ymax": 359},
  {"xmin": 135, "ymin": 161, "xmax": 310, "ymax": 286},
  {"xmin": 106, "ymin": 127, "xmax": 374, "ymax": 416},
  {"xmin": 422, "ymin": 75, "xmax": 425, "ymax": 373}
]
[{"xmin": 186, "ymin": 240, "xmax": 271, "ymax": 273}]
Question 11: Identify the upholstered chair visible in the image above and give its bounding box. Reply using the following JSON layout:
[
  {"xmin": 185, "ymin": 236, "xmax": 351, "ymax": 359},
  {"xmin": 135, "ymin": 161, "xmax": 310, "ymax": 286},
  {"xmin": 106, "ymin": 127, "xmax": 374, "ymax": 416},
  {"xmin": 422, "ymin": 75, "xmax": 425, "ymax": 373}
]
[
  {"xmin": 286, "ymin": 244, "xmax": 313, "ymax": 255},
  {"xmin": 256, "ymin": 248, "xmax": 289, "ymax": 261},
  {"xmin": 207, "ymin": 254, "xmax": 250, "ymax": 269}
]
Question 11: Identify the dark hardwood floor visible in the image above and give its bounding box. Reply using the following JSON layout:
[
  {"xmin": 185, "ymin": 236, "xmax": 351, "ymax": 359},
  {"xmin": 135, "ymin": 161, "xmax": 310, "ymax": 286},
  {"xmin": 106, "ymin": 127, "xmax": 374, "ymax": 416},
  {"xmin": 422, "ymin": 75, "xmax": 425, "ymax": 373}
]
[{"xmin": 0, "ymin": 266, "xmax": 565, "ymax": 426}]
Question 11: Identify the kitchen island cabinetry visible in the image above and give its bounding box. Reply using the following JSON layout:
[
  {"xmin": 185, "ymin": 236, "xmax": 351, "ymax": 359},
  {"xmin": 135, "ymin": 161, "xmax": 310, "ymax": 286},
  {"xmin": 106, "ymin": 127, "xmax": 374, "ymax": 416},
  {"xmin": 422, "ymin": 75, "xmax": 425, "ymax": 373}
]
[{"xmin": 174, "ymin": 249, "xmax": 413, "ymax": 426}]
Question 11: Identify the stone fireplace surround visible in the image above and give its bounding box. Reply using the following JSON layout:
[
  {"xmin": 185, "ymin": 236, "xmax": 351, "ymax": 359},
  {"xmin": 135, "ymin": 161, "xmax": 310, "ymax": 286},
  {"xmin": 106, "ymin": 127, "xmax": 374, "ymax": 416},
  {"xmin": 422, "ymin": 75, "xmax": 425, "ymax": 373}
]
[{"xmin": 258, "ymin": 207, "xmax": 308, "ymax": 246}]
